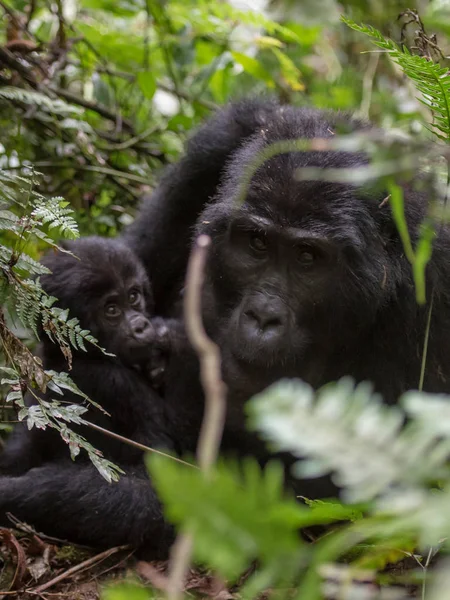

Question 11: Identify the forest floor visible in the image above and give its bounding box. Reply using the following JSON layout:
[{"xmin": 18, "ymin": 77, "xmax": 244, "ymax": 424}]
[
  {"xmin": 0, "ymin": 526, "xmax": 420, "ymax": 599},
  {"xmin": 0, "ymin": 526, "xmax": 238, "ymax": 599}
]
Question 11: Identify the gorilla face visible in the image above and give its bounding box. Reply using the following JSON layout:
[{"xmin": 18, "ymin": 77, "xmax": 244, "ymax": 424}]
[
  {"xmin": 197, "ymin": 140, "xmax": 405, "ymax": 395},
  {"xmin": 40, "ymin": 237, "xmax": 156, "ymax": 365}
]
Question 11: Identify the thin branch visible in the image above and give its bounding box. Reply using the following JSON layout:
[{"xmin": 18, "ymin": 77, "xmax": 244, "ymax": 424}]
[
  {"xmin": 167, "ymin": 235, "xmax": 227, "ymax": 600},
  {"xmin": 0, "ymin": 1, "xmax": 35, "ymax": 39},
  {"xmin": 0, "ymin": 47, "xmax": 38, "ymax": 88},
  {"xmin": 186, "ymin": 235, "xmax": 227, "ymax": 472},
  {"xmin": 6, "ymin": 513, "xmax": 92, "ymax": 549},
  {"xmin": 98, "ymin": 124, "xmax": 160, "ymax": 151},
  {"xmin": 166, "ymin": 533, "xmax": 194, "ymax": 600},
  {"xmin": 48, "ymin": 86, "xmax": 135, "ymax": 132},
  {"xmin": 6, "ymin": 162, "xmax": 150, "ymax": 185},
  {"xmin": 83, "ymin": 420, "xmax": 198, "ymax": 469},
  {"xmin": 30, "ymin": 544, "xmax": 131, "ymax": 594},
  {"xmin": 358, "ymin": 52, "xmax": 379, "ymax": 120},
  {"xmin": 25, "ymin": 0, "xmax": 37, "ymax": 29},
  {"xmin": 91, "ymin": 64, "xmax": 218, "ymax": 110}
]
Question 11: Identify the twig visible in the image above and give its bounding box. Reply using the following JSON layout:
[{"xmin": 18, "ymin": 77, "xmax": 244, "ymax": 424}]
[
  {"xmin": 30, "ymin": 544, "xmax": 130, "ymax": 594},
  {"xmin": 358, "ymin": 52, "xmax": 379, "ymax": 120},
  {"xmin": 82, "ymin": 421, "xmax": 198, "ymax": 469},
  {"xmin": 91, "ymin": 64, "xmax": 218, "ymax": 110},
  {"xmin": 0, "ymin": 47, "xmax": 38, "ymax": 88},
  {"xmin": 6, "ymin": 162, "xmax": 150, "ymax": 185},
  {"xmin": 98, "ymin": 125, "xmax": 160, "ymax": 151},
  {"xmin": 159, "ymin": 83, "xmax": 218, "ymax": 111},
  {"xmin": 0, "ymin": 1, "xmax": 31, "ymax": 37},
  {"xmin": 166, "ymin": 235, "xmax": 227, "ymax": 600},
  {"xmin": 4, "ymin": 513, "xmax": 92, "ymax": 549},
  {"xmin": 166, "ymin": 534, "xmax": 193, "ymax": 600},
  {"xmin": 25, "ymin": 0, "xmax": 37, "ymax": 29},
  {"xmin": 186, "ymin": 235, "xmax": 227, "ymax": 472},
  {"xmin": 47, "ymin": 86, "xmax": 134, "ymax": 132},
  {"xmin": 88, "ymin": 549, "xmax": 135, "ymax": 581}
]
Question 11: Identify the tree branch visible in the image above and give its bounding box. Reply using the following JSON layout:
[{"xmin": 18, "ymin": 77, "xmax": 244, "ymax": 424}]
[{"xmin": 48, "ymin": 86, "xmax": 135, "ymax": 132}]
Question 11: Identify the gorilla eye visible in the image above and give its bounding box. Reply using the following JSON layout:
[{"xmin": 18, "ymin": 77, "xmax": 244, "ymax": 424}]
[
  {"xmin": 249, "ymin": 232, "xmax": 268, "ymax": 254},
  {"xmin": 297, "ymin": 247, "xmax": 317, "ymax": 267},
  {"xmin": 105, "ymin": 303, "xmax": 121, "ymax": 318},
  {"xmin": 129, "ymin": 290, "xmax": 141, "ymax": 305}
]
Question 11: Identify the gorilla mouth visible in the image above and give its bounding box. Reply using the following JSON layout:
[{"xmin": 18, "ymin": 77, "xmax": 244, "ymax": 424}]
[
  {"xmin": 224, "ymin": 322, "xmax": 309, "ymax": 373},
  {"xmin": 118, "ymin": 339, "xmax": 152, "ymax": 363},
  {"xmin": 229, "ymin": 339, "xmax": 289, "ymax": 370}
]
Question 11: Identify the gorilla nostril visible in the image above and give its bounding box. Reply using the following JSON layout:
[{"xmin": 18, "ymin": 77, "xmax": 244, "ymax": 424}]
[
  {"xmin": 262, "ymin": 316, "xmax": 282, "ymax": 330},
  {"xmin": 132, "ymin": 317, "xmax": 150, "ymax": 336},
  {"xmin": 244, "ymin": 310, "xmax": 283, "ymax": 333},
  {"xmin": 244, "ymin": 309, "xmax": 259, "ymax": 324}
]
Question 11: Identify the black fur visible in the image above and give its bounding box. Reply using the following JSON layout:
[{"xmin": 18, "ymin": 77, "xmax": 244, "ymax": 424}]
[
  {"xmin": 0, "ymin": 237, "xmax": 178, "ymax": 556},
  {"xmin": 3, "ymin": 99, "xmax": 450, "ymax": 557}
]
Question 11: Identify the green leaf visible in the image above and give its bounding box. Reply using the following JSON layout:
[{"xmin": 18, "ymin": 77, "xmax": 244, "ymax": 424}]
[
  {"xmin": 195, "ymin": 39, "xmax": 220, "ymax": 66},
  {"xmin": 147, "ymin": 455, "xmax": 305, "ymax": 579},
  {"xmin": 231, "ymin": 52, "xmax": 274, "ymax": 87},
  {"xmin": 413, "ymin": 220, "xmax": 435, "ymax": 305},
  {"xmin": 387, "ymin": 181, "xmax": 415, "ymax": 263},
  {"xmin": 271, "ymin": 48, "xmax": 304, "ymax": 91},
  {"xmin": 102, "ymin": 582, "xmax": 155, "ymax": 600},
  {"xmin": 209, "ymin": 63, "xmax": 232, "ymax": 103},
  {"xmin": 301, "ymin": 497, "xmax": 365, "ymax": 522},
  {"xmin": 6, "ymin": 390, "xmax": 23, "ymax": 403},
  {"xmin": 137, "ymin": 72, "xmax": 157, "ymax": 100}
]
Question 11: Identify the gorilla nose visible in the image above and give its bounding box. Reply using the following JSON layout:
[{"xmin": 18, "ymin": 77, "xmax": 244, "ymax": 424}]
[
  {"xmin": 244, "ymin": 309, "xmax": 283, "ymax": 333},
  {"xmin": 241, "ymin": 296, "xmax": 286, "ymax": 342},
  {"xmin": 131, "ymin": 316, "xmax": 153, "ymax": 342}
]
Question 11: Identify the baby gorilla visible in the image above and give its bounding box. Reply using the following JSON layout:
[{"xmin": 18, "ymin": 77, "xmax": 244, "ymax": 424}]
[{"xmin": 0, "ymin": 236, "xmax": 183, "ymax": 474}]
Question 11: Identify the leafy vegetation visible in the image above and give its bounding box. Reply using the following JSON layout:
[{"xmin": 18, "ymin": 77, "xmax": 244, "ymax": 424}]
[
  {"xmin": 0, "ymin": 167, "xmax": 122, "ymax": 480},
  {"xmin": 2, "ymin": 0, "xmax": 450, "ymax": 598}
]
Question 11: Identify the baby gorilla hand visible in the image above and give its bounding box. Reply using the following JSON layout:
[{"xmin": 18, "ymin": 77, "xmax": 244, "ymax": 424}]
[{"xmin": 145, "ymin": 317, "xmax": 187, "ymax": 393}]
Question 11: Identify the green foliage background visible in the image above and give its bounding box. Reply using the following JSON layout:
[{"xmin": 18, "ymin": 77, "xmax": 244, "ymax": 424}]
[{"xmin": 0, "ymin": 0, "xmax": 437, "ymax": 240}]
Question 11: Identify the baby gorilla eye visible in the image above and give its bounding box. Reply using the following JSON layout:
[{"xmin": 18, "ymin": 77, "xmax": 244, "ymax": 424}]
[
  {"xmin": 129, "ymin": 290, "xmax": 141, "ymax": 305},
  {"xmin": 249, "ymin": 232, "xmax": 267, "ymax": 254},
  {"xmin": 105, "ymin": 303, "xmax": 121, "ymax": 318}
]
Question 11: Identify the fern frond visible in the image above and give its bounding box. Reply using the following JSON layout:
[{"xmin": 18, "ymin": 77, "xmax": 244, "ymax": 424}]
[
  {"xmin": 343, "ymin": 17, "xmax": 450, "ymax": 141},
  {"xmin": 31, "ymin": 197, "xmax": 78, "ymax": 239},
  {"xmin": 10, "ymin": 251, "xmax": 51, "ymax": 276},
  {"xmin": 12, "ymin": 279, "xmax": 43, "ymax": 337},
  {"xmin": 0, "ymin": 210, "xmax": 20, "ymax": 231},
  {"xmin": 249, "ymin": 378, "xmax": 450, "ymax": 504},
  {"xmin": 0, "ymin": 87, "xmax": 83, "ymax": 115}
]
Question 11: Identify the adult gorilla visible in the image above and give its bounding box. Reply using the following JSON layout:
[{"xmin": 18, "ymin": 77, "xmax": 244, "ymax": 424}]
[
  {"xmin": 127, "ymin": 98, "xmax": 450, "ymax": 410},
  {"xmin": 1, "ymin": 98, "xmax": 450, "ymax": 557}
]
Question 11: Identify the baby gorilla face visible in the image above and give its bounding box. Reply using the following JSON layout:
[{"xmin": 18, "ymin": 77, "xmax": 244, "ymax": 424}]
[
  {"xmin": 40, "ymin": 236, "xmax": 156, "ymax": 366},
  {"xmin": 97, "ymin": 278, "xmax": 155, "ymax": 364}
]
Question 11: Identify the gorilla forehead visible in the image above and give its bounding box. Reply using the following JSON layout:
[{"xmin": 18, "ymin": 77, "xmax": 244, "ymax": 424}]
[
  {"xmin": 217, "ymin": 155, "xmax": 376, "ymax": 250},
  {"xmin": 41, "ymin": 236, "xmax": 146, "ymax": 301},
  {"xmin": 216, "ymin": 118, "xmax": 375, "ymax": 231}
]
